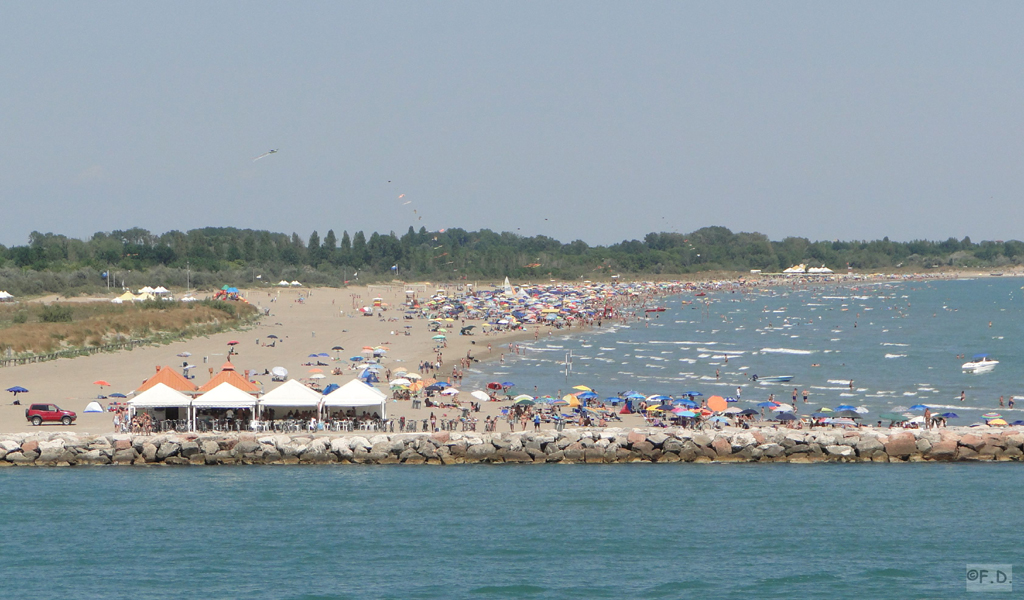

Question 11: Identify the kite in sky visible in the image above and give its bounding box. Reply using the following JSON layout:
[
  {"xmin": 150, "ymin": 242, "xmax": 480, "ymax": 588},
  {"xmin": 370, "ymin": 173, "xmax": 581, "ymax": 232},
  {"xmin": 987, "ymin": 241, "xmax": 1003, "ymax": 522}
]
[{"xmin": 253, "ymin": 149, "xmax": 278, "ymax": 162}]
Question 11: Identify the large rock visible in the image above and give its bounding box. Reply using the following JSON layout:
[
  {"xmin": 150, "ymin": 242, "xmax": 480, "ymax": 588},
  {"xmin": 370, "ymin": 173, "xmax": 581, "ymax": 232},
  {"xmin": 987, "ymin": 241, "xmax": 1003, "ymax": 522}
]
[
  {"xmin": 711, "ymin": 438, "xmax": 733, "ymax": 458},
  {"xmin": 958, "ymin": 434, "xmax": 986, "ymax": 452},
  {"xmin": 112, "ymin": 449, "xmax": 138, "ymax": 464},
  {"xmin": 730, "ymin": 433, "xmax": 756, "ymax": 451},
  {"xmin": 825, "ymin": 445, "xmax": 854, "ymax": 458},
  {"xmin": 233, "ymin": 441, "xmax": 261, "ymax": 456},
  {"xmin": 157, "ymin": 442, "xmax": 180, "ymax": 460},
  {"xmin": 926, "ymin": 440, "xmax": 957, "ymax": 460},
  {"xmin": 759, "ymin": 443, "xmax": 785, "ymax": 458},
  {"xmin": 20, "ymin": 440, "xmax": 39, "ymax": 453},
  {"xmin": 141, "ymin": 443, "xmax": 158, "ymax": 462},
  {"xmin": 179, "ymin": 441, "xmax": 201, "ymax": 458},
  {"xmin": 855, "ymin": 438, "xmax": 884, "ymax": 455},
  {"xmin": 884, "ymin": 433, "xmax": 918, "ymax": 458},
  {"xmin": 465, "ymin": 443, "xmax": 496, "ymax": 462}
]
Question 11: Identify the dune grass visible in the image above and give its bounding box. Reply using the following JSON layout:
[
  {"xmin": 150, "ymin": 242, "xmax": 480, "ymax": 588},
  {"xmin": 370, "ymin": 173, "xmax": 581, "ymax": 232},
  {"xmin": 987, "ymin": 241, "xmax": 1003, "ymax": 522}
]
[{"xmin": 0, "ymin": 300, "xmax": 258, "ymax": 354}]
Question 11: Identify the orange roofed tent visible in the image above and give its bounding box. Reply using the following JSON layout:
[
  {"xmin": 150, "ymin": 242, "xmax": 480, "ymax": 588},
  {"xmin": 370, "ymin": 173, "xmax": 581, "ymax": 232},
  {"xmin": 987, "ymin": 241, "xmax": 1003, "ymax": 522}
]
[
  {"xmin": 197, "ymin": 362, "xmax": 261, "ymax": 394},
  {"xmin": 136, "ymin": 366, "xmax": 199, "ymax": 395}
]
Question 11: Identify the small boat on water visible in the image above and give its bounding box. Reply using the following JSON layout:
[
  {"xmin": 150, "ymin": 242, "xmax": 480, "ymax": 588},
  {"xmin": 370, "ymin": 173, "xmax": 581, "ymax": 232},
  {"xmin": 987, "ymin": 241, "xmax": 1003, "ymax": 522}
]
[
  {"xmin": 962, "ymin": 354, "xmax": 998, "ymax": 373},
  {"xmin": 644, "ymin": 307, "xmax": 666, "ymax": 313},
  {"xmin": 757, "ymin": 375, "xmax": 794, "ymax": 383}
]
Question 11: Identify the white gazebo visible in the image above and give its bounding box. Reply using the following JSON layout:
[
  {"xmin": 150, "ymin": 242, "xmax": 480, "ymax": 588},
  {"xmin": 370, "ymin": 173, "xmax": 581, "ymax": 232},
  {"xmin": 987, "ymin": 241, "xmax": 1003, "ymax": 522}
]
[
  {"xmin": 259, "ymin": 379, "xmax": 323, "ymax": 415},
  {"xmin": 128, "ymin": 383, "xmax": 194, "ymax": 429},
  {"xmin": 323, "ymin": 379, "xmax": 387, "ymax": 419}
]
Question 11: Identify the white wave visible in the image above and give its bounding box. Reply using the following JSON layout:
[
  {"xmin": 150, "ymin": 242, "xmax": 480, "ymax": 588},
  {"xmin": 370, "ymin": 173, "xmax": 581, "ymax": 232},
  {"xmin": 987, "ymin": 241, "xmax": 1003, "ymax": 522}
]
[
  {"xmin": 761, "ymin": 348, "xmax": 814, "ymax": 355},
  {"xmin": 599, "ymin": 347, "xmax": 615, "ymax": 351},
  {"xmin": 902, "ymin": 392, "xmax": 918, "ymax": 396},
  {"xmin": 828, "ymin": 380, "xmax": 853, "ymax": 385},
  {"xmin": 885, "ymin": 354, "xmax": 907, "ymax": 359},
  {"xmin": 881, "ymin": 343, "xmax": 909, "ymax": 347}
]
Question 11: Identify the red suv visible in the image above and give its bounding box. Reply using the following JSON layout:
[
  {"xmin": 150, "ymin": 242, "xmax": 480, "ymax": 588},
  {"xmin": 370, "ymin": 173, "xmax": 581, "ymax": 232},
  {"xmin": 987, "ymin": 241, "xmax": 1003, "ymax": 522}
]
[{"xmin": 25, "ymin": 404, "xmax": 77, "ymax": 426}]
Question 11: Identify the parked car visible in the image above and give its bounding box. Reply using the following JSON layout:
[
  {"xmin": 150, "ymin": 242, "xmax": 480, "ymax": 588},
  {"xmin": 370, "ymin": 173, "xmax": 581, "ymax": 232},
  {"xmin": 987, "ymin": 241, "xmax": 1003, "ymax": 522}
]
[{"xmin": 25, "ymin": 403, "xmax": 77, "ymax": 426}]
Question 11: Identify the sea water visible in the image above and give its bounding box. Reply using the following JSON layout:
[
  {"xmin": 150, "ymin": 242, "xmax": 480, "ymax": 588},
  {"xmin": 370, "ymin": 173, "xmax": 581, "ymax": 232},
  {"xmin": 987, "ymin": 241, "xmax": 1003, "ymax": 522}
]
[
  {"xmin": 470, "ymin": 277, "xmax": 1024, "ymax": 422},
  {"xmin": 2, "ymin": 464, "xmax": 1021, "ymax": 599}
]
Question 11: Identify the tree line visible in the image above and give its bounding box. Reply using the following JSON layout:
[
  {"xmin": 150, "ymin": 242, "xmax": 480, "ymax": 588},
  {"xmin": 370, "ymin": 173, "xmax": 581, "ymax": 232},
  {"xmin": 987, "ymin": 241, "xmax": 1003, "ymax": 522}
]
[{"xmin": 0, "ymin": 225, "xmax": 1019, "ymax": 296}]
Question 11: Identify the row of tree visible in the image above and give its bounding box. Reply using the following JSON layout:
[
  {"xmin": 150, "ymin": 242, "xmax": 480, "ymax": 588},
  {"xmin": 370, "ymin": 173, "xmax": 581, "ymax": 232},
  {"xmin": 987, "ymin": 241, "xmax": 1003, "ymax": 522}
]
[{"xmin": 0, "ymin": 226, "xmax": 1020, "ymax": 295}]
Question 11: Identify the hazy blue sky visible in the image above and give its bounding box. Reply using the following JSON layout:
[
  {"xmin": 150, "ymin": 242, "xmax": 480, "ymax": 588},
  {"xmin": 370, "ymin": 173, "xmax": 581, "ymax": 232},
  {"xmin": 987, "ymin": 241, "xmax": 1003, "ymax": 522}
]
[{"xmin": 3, "ymin": 2, "xmax": 1023, "ymax": 247}]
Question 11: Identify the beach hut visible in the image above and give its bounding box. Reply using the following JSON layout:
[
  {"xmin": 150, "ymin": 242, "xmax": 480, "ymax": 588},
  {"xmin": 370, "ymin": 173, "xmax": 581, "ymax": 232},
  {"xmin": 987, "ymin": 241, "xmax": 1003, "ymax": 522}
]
[
  {"xmin": 136, "ymin": 366, "xmax": 199, "ymax": 394},
  {"xmin": 322, "ymin": 379, "xmax": 388, "ymax": 419},
  {"xmin": 192, "ymin": 382, "xmax": 258, "ymax": 430},
  {"xmin": 197, "ymin": 362, "xmax": 261, "ymax": 394}
]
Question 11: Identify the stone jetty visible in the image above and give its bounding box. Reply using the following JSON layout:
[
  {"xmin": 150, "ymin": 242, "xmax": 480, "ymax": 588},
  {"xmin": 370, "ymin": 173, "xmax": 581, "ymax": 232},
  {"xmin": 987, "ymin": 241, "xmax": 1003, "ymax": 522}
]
[{"xmin": 1, "ymin": 427, "xmax": 1022, "ymax": 466}]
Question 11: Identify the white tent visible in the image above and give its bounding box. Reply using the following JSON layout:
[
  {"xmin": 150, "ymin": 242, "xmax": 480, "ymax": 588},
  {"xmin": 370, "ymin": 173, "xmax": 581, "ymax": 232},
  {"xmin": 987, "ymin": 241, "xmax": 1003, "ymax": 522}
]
[
  {"xmin": 153, "ymin": 286, "xmax": 170, "ymax": 294},
  {"xmin": 290, "ymin": 280, "xmax": 302, "ymax": 286},
  {"xmin": 139, "ymin": 286, "xmax": 156, "ymax": 294},
  {"xmin": 260, "ymin": 379, "xmax": 322, "ymax": 408},
  {"xmin": 192, "ymin": 382, "xmax": 258, "ymax": 409},
  {"xmin": 84, "ymin": 401, "xmax": 104, "ymax": 413},
  {"xmin": 129, "ymin": 383, "xmax": 193, "ymax": 408},
  {"xmin": 278, "ymin": 280, "xmax": 290, "ymax": 286},
  {"xmin": 322, "ymin": 379, "xmax": 387, "ymax": 418}
]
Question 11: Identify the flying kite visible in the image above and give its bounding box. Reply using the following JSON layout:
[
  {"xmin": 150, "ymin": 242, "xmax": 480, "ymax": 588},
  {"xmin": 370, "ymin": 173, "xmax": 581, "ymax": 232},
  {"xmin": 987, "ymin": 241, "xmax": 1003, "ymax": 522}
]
[{"xmin": 253, "ymin": 149, "xmax": 278, "ymax": 162}]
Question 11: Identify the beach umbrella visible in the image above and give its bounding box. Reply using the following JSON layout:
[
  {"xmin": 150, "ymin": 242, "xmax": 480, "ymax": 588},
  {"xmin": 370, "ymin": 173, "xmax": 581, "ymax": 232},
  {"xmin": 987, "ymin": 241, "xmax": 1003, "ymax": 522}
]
[
  {"xmin": 322, "ymin": 383, "xmax": 340, "ymax": 395},
  {"xmin": 308, "ymin": 354, "xmax": 319, "ymax": 358},
  {"xmin": 757, "ymin": 402, "xmax": 779, "ymax": 408},
  {"xmin": 879, "ymin": 413, "xmax": 908, "ymax": 422},
  {"xmin": 578, "ymin": 391, "xmax": 598, "ymax": 400},
  {"xmin": 676, "ymin": 410, "xmax": 698, "ymax": 418},
  {"xmin": 227, "ymin": 340, "xmax": 240, "ymax": 345},
  {"xmin": 772, "ymin": 403, "xmax": 795, "ymax": 412},
  {"xmin": 349, "ymin": 356, "xmax": 364, "ymax": 362},
  {"xmin": 266, "ymin": 334, "xmax": 279, "ymax": 339},
  {"xmin": 810, "ymin": 412, "xmax": 831, "ymax": 419},
  {"xmin": 626, "ymin": 392, "xmax": 645, "ymax": 400},
  {"xmin": 816, "ymin": 407, "xmax": 834, "ymax": 413},
  {"xmin": 550, "ymin": 398, "xmax": 569, "ymax": 407},
  {"xmin": 709, "ymin": 416, "xmax": 731, "ymax": 423},
  {"xmin": 1012, "ymin": 420, "xmax": 1024, "ymax": 426},
  {"xmin": 109, "ymin": 393, "xmax": 127, "ymax": 399},
  {"xmin": 939, "ymin": 412, "xmax": 959, "ymax": 419},
  {"xmin": 431, "ymin": 335, "xmax": 446, "ymax": 340},
  {"xmin": 441, "ymin": 388, "xmax": 460, "ymax": 396},
  {"xmin": 723, "ymin": 407, "xmax": 743, "ymax": 414},
  {"xmin": 775, "ymin": 412, "xmax": 797, "ymax": 421},
  {"xmin": 6, "ymin": 386, "xmax": 27, "ymax": 397},
  {"xmin": 988, "ymin": 418, "xmax": 1009, "ymax": 426},
  {"xmin": 390, "ymin": 378, "xmax": 411, "ymax": 387},
  {"xmin": 908, "ymin": 404, "xmax": 930, "ymax": 411},
  {"xmin": 317, "ymin": 353, "xmax": 331, "ymax": 358},
  {"xmin": 739, "ymin": 409, "xmax": 759, "ymax": 416},
  {"xmin": 573, "ymin": 385, "xmax": 592, "ymax": 391},
  {"xmin": 835, "ymin": 404, "xmax": 857, "ymax": 411},
  {"xmin": 834, "ymin": 410, "xmax": 862, "ymax": 419},
  {"xmin": 831, "ymin": 418, "xmax": 858, "ymax": 426},
  {"xmin": 308, "ymin": 368, "xmax": 323, "ymax": 373},
  {"xmin": 331, "ymin": 346, "xmax": 344, "ymax": 351},
  {"xmin": 271, "ymin": 366, "xmax": 288, "ymax": 378},
  {"xmin": 486, "ymin": 382, "xmax": 504, "ymax": 390},
  {"xmin": 93, "ymin": 380, "xmax": 111, "ymax": 388},
  {"xmin": 309, "ymin": 374, "xmax": 326, "ymax": 380},
  {"xmin": 501, "ymin": 382, "xmax": 515, "ymax": 388},
  {"xmin": 513, "ymin": 394, "xmax": 535, "ymax": 402},
  {"xmin": 405, "ymin": 373, "xmax": 422, "ymax": 380},
  {"xmin": 176, "ymin": 352, "xmax": 192, "ymax": 357},
  {"xmin": 471, "ymin": 390, "xmax": 490, "ymax": 402},
  {"xmin": 707, "ymin": 396, "xmax": 727, "ymax": 412},
  {"xmin": 514, "ymin": 398, "xmax": 536, "ymax": 406}
]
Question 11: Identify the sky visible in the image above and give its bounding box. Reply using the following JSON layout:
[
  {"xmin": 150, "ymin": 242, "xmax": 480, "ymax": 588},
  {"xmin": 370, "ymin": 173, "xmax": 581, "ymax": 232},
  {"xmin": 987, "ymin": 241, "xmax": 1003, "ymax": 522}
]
[{"xmin": 2, "ymin": 2, "xmax": 1024, "ymax": 248}]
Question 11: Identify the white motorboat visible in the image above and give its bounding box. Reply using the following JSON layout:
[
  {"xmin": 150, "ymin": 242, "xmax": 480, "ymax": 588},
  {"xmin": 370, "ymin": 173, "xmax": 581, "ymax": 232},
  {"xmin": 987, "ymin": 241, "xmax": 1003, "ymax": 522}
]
[{"xmin": 962, "ymin": 354, "xmax": 998, "ymax": 373}]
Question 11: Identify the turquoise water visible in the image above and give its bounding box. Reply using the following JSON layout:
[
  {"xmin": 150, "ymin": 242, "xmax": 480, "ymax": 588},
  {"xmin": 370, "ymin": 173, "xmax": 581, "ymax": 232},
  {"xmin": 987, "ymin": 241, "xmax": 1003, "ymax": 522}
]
[
  {"xmin": 473, "ymin": 278, "xmax": 1024, "ymax": 422},
  {"xmin": 1, "ymin": 464, "xmax": 1020, "ymax": 599}
]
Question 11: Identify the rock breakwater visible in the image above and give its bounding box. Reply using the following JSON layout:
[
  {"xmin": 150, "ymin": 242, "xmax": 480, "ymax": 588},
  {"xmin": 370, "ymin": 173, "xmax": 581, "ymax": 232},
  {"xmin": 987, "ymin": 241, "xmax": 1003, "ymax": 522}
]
[{"xmin": 2, "ymin": 427, "xmax": 1023, "ymax": 466}]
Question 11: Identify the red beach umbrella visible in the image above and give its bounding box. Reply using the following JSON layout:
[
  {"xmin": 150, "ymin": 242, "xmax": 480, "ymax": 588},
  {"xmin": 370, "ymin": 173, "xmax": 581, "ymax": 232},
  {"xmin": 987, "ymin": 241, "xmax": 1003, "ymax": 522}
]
[{"xmin": 227, "ymin": 340, "xmax": 240, "ymax": 345}]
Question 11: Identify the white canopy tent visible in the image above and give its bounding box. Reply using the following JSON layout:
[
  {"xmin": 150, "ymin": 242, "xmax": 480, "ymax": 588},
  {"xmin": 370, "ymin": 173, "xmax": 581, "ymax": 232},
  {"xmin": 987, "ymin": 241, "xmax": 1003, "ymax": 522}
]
[
  {"xmin": 128, "ymin": 383, "xmax": 194, "ymax": 429},
  {"xmin": 323, "ymin": 379, "xmax": 387, "ymax": 418},
  {"xmin": 192, "ymin": 382, "xmax": 258, "ymax": 409},
  {"xmin": 259, "ymin": 379, "xmax": 322, "ymax": 409}
]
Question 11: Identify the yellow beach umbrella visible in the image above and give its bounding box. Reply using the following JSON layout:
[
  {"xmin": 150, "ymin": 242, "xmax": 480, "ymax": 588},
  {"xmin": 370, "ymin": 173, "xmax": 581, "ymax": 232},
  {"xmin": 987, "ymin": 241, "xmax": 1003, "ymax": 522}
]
[
  {"xmin": 572, "ymin": 385, "xmax": 592, "ymax": 391},
  {"xmin": 564, "ymin": 394, "xmax": 580, "ymax": 407}
]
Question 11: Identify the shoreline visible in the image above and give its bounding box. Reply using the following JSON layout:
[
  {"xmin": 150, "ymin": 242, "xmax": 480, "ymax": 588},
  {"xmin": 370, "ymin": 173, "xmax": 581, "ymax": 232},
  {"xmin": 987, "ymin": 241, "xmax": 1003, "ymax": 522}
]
[{"xmin": 1, "ymin": 426, "xmax": 1019, "ymax": 466}]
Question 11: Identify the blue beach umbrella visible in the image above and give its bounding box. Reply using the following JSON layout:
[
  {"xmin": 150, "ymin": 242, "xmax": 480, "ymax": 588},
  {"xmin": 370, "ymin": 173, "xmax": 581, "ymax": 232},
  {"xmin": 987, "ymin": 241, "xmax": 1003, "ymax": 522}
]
[
  {"xmin": 109, "ymin": 393, "xmax": 127, "ymax": 399},
  {"xmin": 835, "ymin": 404, "xmax": 857, "ymax": 411},
  {"xmin": 6, "ymin": 386, "xmax": 27, "ymax": 396},
  {"xmin": 501, "ymin": 382, "xmax": 515, "ymax": 388},
  {"xmin": 308, "ymin": 354, "xmax": 319, "ymax": 358},
  {"xmin": 577, "ymin": 392, "xmax": 598, "ymax": 400},
  {"xmin": 317, "ymin": 353, "xmax": 331, "ymax": 357},
  {"xmin": 908, "ymin": 404, "xmax": 930, "ymax": 411},
  {"xmin": 811, "ymin": 412, "xmax": 831, "ymax": 419},
  {"xmin": 709, "ymin": 416, "xmax": 731, "ymax": 423},
  {"xmin": 757, "ymin": 402, "xmax": 779, "ymax": 408},
  {"xmin": 350, "ymin": 356, "xmax": 364, "ymax": 362},
  {"xmin": 940, "ymin": 412, "xmax": 959, "ymax": 419}
]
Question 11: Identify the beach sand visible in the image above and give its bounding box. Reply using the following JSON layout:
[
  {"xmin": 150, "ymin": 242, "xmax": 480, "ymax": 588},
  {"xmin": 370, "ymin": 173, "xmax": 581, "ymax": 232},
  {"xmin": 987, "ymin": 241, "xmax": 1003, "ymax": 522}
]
[{"xmin": 0, "ymin": 286, "xmax": 646, "ymax": 434}]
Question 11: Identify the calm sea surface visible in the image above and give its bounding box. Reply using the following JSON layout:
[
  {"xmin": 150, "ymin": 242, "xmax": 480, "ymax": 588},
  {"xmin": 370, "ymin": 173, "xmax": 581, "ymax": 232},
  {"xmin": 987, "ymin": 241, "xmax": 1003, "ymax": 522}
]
[
  {"xmin": 2, "ymin": 464, "xmax": 1022, "ymax": 599},
  {"xmin": 6, "ymin": 278, "xmax": 1024, "ymax": 598}
]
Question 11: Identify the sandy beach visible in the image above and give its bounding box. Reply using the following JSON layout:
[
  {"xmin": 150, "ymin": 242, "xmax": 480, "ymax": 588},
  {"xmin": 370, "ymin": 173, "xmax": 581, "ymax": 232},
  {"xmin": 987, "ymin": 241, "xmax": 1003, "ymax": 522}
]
[{"xmin": 0, "ymin": 285, "xmax": 648, "ymax": 434}]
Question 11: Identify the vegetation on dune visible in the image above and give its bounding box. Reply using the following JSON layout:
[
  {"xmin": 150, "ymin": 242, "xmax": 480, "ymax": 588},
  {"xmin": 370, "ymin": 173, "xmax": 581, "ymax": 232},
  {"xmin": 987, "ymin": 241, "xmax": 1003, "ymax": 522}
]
[
  {"xmin": 0, "ymin": 300, "xmax": 257, "ymax": 355},
  {"xmin": 0, "ymin": 226, "xmax": 1018, "ymax": 296}
]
